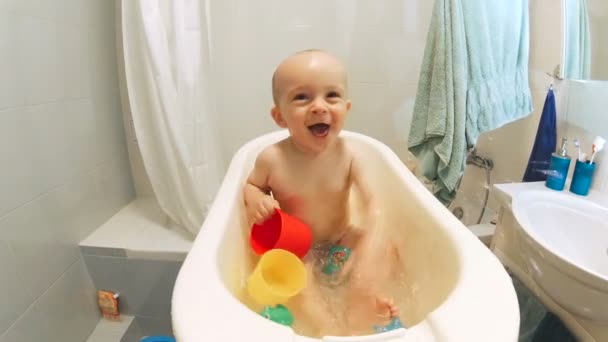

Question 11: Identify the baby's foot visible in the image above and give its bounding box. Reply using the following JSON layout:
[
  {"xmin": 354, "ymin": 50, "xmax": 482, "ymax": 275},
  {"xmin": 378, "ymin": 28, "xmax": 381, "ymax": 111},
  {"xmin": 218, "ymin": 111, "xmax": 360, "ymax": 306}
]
[{"xmin": 375, "ymin": 297, "xmax": 399, "ymax": 319}]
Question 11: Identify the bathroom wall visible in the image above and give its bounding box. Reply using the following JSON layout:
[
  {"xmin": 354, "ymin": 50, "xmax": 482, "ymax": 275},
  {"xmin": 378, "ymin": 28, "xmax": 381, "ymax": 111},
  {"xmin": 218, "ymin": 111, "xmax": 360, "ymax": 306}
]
[
  {"xmin": 209, "ymin": 0, "xmax": 432, "ymax": 169},
  {"xmin": 562, "ymin": 80, "xmax": 608, "ymax": 192},
  {"xmin": 0, "ymin": 1, "xmax": 134, "ymax": 341},
  {"xmin": 588, "ymin": 0, "xmax": 608, "ymax": 79}
]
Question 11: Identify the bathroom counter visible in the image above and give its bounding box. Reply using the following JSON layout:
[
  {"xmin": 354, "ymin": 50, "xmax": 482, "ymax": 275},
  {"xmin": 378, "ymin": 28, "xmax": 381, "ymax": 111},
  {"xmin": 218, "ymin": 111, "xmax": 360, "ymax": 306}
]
[
  {"xmin": 494, "ymin": 181, "xmax": 608, "ymax": 208},
  {"xmin": 79, "ymin": 197, "xmax": 193, "ymax": 261}
]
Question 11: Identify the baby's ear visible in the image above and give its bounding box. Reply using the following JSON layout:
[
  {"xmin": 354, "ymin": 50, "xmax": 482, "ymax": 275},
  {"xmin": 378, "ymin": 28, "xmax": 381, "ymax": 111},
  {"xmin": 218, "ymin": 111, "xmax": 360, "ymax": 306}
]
[
  {"xmin": 346, "ymin": 100, "xmax": 352, "ymax": 112},
  {"xmin": 271, "ymin": 106, "xmax": 288, "ymax": 128}
]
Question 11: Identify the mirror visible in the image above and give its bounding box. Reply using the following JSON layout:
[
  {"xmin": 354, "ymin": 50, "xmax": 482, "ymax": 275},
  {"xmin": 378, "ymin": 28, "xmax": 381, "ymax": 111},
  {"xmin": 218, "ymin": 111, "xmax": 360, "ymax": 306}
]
[{"xmin": 563, "ymin": 0, "xmax": 608, "ymax": 80}]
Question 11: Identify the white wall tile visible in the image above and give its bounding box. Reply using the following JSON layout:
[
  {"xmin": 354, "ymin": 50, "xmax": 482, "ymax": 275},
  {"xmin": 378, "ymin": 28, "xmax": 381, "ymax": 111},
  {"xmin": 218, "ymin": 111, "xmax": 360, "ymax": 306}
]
[
  {"xmin": 0, "ymin": 305, "xmax": 52, "ymax": 342},
  {"xmin": 24, "ymin": 102, "xmax": 76, "ymax": 191},
  {"xmin": 529, "ymin": 0, "xmax": 562, "ymax": 90},
  {"xmin": 54, "ymin": 0, "xmax": 87, "ymax": 26},
  {"xmin": 274, "ymin": 0, "xmax": 336, "ymax": 28},
  {"xmin": 202, "ymin": 0, "xmax": 435, "ymax": 172},
  {"xmin": 63, "ymin": 100, "xmax": 100, "ymax": 174},
  {"xmin": 11, "ymin": 0, "xmax": 57, "ymax": 20},
  {"xmin": 85, "ymin": 0, "xmax": 126, "ymax": 166},
  {"xmin": 0, "ymin": 241, "xmax": 33, "ymax": 335},
  {"xmin": 97, "ymin": 157, "xmax": 136, "ymax": 214},
  {"xmin": 565, "ymin": 80, "xmax": 608, "ymax": 139},
  {"xmin": 0, "ymin": 108, "xmax": 44, "ymax": 216},
  {"xmin": 346, "ymin": 82, "xmax": 396, "ymax": 140},
  {"xmin": 41, "ymin": 173, "xmax": 106, "ymax": 253},
  {"xmin": 89, "ymin": 40, "xmax": 126, "ymax": 163},
  {"xmin": 35, "ymin": 258, "xmax": 100, "ymax": 342},
  {"xmin": 0, "ymin": 1, "xmax": 19, "ymax": 13},
  {"xmin": 1, "ymin": 0, "xmax": 133, "ymax": 338},
  {"xmin": 348, "ymin": 32, "xmax": 402, "ymax": 84},
  {"xmin": 17, "ymin": 16, "xmax": 63, "ymax": 105},
  {"xmin": 349, "ymin": 0, "xmax": 408, "ymax": 33},
  {"xmin": 388, "ymin": 83, "xmax": 418, "ymax": 142},
  {"xmin": 56, "ymin": 22, "xmax": 90, "ymax": 100},
  {"xmin": 0, "ymin": 84, "xmax": 101, "ymax": 220},
  {"xmin": 0, "ymin": 198, "xmax": 80, "ymax": 301},
  {"xmin": 0, "ymin": 13, "xmax": 24, "ymax": 109}
]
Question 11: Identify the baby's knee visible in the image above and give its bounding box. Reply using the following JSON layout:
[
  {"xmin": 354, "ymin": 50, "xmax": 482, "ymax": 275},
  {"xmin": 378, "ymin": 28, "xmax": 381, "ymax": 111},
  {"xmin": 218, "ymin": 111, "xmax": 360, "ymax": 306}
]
[{"xmin": 337, "ymin": 225, "xmax": 363, "ymax": 247}]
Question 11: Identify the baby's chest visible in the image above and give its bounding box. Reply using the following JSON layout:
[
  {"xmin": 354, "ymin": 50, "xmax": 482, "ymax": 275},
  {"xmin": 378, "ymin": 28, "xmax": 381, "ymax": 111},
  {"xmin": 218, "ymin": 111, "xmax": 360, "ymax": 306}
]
[{"xmin": 270, "ymin": 169, "xmax": 350, "ymax": 200}]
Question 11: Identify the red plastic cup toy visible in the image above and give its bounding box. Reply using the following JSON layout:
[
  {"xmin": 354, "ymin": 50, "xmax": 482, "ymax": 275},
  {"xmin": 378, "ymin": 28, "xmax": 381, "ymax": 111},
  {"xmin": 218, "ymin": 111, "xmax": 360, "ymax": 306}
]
[{"xmin": 250, "ymin": 209, "xmax": 312, "ymax": 258}]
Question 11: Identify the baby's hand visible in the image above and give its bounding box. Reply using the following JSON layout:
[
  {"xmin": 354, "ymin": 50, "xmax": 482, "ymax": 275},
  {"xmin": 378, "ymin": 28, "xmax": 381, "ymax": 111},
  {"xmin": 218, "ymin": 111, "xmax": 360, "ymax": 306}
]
[{"xmin": 249, "ymin": 195, "xmax": 280, "ymax": 225}]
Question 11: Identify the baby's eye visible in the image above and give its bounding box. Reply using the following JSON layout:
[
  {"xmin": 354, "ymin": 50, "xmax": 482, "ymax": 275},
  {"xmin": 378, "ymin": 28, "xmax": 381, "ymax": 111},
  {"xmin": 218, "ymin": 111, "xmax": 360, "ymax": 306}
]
[
  {"xmin": 327, "ymin": 91, "xmax": 341, "ymax": 98},
  {"xmin": 293, "ymin": 93, "xmax": 308, "ymax": 101}
]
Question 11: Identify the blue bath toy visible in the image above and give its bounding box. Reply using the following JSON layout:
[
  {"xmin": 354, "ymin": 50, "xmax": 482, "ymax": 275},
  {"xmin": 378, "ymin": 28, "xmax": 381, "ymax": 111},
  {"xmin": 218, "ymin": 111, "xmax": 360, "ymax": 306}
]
[
  {"xmin": 140, "ymin": 336, "xmax": 176, "ymax": 342},
  {"xmin": 373, "ymin": 317, "xmax": 405, "ymax": 333},
  {"xmin": 260, "ymin": 304, "xmax": 294, "ymax": 326},
  {"xmin": 322, "ymin": 245, "xmax": 352, "ymax": 275}
]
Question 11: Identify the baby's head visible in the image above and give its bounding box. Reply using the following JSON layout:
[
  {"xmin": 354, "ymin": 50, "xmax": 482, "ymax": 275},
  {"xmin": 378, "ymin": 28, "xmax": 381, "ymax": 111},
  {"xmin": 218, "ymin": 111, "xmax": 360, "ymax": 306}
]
[{"xmin": 270, "ymin": 49, "xmax": 351, "ymax": 154}]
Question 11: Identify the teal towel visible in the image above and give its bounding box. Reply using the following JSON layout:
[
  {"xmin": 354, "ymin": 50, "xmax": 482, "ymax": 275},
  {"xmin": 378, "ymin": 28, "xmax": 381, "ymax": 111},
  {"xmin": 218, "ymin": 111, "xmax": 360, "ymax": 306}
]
[
  {"xmin": 408, "ymin": 0, "xmax": 533, "ymax": 204},
  {"xmin": 564, "ymin": 0, "xmax": 591, "ymax": 79}
]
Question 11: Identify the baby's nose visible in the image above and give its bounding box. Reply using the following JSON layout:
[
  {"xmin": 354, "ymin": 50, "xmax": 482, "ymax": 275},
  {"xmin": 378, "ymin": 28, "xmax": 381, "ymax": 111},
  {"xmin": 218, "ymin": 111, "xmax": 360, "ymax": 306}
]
[{"xmin": 310, "ymin": 98, "xmax": 328, "ymax": 114}]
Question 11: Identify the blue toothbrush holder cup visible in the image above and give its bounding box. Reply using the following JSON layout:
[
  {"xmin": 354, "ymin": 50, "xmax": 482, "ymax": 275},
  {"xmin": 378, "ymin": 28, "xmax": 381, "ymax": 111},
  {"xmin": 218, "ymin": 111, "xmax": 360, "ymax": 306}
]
[
  {"xmin": 569, "ymin": 160, "xmax": 596, "ymax": 196},
  {"xmin": 545, "ymin": 154, "xmax": 571, "ymax": 191}
]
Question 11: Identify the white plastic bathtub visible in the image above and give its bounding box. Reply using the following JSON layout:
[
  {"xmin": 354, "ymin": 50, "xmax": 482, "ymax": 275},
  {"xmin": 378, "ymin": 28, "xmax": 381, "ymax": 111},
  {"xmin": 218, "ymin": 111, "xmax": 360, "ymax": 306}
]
[{"xmin": 172, "ymin": 130, "xmax": 519, "ymax": 341}]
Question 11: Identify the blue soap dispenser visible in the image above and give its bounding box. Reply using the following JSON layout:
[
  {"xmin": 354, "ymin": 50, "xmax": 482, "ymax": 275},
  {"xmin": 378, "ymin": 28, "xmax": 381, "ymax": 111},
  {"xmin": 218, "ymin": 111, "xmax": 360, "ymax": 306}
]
[{"xmin": 545, "ymin": 137, "xmax": 571, "ymax": 191}]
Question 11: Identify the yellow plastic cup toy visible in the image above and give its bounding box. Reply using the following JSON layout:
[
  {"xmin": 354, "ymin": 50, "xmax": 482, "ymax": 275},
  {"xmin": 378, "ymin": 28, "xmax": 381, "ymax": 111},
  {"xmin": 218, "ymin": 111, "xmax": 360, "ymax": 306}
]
[{"xmin": 247, "ymin": 249, "xmax": 307, "ymax": 305}]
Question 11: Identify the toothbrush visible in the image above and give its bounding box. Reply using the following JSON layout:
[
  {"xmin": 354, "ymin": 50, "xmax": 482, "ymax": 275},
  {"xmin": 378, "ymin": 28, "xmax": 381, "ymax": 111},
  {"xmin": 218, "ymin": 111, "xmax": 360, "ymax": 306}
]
[
  {"xmin": 589, "ymin": 136, "xmax": 606, "ymax": 164},
  {"xmin": 574, "ymin": 138, "xmax": 582, "ymax": 161}
]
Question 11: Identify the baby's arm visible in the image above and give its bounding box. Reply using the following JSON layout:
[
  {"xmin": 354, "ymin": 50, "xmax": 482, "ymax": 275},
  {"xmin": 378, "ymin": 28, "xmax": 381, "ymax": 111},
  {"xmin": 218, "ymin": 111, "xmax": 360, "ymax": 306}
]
[
  {"xmin": 346, "ymin": 153, "xmax": 387, "ymax": 275},
  {"xmin": 244, "ymin": 149, "xmax": 280, "ymax": 225},
  {"xmin": 350, "ymin": 154, "xmax": 380, "ymax": 234}
]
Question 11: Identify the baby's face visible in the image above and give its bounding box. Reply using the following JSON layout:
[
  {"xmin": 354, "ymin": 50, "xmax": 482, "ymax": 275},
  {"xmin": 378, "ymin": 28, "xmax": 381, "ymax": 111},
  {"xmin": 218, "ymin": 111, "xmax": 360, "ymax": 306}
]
[{"xmin": 272, "ymin": 52, "xmax": 351, "ymax": 154}]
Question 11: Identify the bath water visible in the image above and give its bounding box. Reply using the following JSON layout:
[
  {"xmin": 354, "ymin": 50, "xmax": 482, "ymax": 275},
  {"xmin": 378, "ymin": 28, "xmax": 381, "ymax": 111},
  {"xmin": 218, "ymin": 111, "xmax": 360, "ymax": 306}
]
[{"xmin": 236, "ymin": 244, "xmax": 418, "ymax": 338}]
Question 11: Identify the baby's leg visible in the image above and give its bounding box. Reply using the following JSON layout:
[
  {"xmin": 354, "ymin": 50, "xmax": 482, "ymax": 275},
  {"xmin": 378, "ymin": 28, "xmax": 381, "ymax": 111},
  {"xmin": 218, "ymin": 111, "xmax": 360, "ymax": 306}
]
[
  {"xmin": 288, "ymin": 256, "xmax": 341, "ymax": 336},
  {"xmin": 342, "ymin": 234, "xmax": 401, "ymax": 334}
]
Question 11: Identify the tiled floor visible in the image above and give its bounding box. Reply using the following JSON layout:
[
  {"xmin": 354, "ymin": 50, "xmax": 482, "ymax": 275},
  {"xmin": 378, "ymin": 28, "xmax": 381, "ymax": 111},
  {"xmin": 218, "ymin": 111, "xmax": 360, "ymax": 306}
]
[{"xmin": 86, "ymin": 316, "xmax": 133, "ymax": 342}]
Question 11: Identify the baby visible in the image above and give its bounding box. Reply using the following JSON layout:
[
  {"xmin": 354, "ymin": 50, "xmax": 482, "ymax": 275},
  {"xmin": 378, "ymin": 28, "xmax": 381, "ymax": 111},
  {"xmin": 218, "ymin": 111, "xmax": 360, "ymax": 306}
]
[{"xmin": 243, "ymin": 49, "xmax": 400, "ymax": 336}]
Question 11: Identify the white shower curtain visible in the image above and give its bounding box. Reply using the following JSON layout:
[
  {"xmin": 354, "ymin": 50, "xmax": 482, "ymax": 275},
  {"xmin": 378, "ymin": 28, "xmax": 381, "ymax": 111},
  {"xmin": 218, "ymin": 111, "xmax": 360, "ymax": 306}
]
[{"xmin": 121, "ymin": 0, "xmax": 222, "ymax": 235}]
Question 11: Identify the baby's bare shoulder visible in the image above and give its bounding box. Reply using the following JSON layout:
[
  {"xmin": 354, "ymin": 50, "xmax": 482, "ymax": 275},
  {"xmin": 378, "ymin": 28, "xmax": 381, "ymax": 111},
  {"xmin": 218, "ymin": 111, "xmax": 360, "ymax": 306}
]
[
  {"xmin": 255, "ymin": 141, "xmax": 284, "ymax": 165},
  {"xmin": 342, "ymin": 140, "xmax": 367, "ymax": 179},
  {"xmin": 339, "ymin": 139, "xmax": 358, "ymax": 164}
]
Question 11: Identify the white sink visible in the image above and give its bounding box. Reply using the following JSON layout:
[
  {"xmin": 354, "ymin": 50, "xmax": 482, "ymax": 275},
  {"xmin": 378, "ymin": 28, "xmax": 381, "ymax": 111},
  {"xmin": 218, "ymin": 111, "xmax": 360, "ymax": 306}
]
[{"xmin": 512, "ymin": 190, "xmax": 608, "ymax": 323}]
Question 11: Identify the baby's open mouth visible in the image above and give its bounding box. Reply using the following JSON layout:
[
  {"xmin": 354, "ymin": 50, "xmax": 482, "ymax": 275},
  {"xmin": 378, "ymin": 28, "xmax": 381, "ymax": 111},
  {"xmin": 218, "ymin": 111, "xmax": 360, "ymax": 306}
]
[{"xmin": 308, "ymin": 123, "xmax": 330, "ymax": 137}]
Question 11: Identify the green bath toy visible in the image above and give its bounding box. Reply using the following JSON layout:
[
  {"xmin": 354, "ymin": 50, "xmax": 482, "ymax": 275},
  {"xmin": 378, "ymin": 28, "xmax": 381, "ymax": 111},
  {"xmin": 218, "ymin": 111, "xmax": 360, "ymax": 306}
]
[
  {"xmin": 260, "ymin": 304, "xmax": 294, "ymax": 326},
  {"xmin": 322, "ymin": 245, "xmax": 352, "ymax": 275}
]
